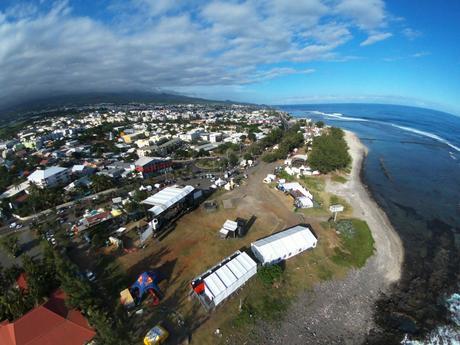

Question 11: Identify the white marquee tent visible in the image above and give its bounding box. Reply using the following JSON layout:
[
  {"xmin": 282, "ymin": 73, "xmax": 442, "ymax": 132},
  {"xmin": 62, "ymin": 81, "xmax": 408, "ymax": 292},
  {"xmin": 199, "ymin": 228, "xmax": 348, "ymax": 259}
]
[
  {"xmin": 251, "ymin": 225, "xmax": 317, "ymax": 265},
  {"xmin": 193, "ymin": 251, "xmax": 257, "ymax": 309}
]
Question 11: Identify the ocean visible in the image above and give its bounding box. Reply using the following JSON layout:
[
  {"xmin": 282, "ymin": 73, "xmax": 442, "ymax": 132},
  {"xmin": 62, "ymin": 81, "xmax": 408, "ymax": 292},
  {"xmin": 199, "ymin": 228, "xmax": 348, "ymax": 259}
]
[{"xmin": 279, "ymin": 103, "xmax": 460, "ymax": 344}]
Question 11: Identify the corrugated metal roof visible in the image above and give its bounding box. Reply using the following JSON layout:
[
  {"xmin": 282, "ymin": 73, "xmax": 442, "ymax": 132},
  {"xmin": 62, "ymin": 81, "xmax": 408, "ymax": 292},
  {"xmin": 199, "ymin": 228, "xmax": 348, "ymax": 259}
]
[{"xmin": 143, "ymin": 185, "xmax": 194, "ymax": 216}]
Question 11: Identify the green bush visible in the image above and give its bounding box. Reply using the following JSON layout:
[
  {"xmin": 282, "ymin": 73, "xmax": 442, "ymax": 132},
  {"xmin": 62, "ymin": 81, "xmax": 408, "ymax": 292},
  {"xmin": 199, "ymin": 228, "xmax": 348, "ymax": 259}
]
[{"xmin": 257, "ymin": 264, "xmax": 283, "ymax": 286}]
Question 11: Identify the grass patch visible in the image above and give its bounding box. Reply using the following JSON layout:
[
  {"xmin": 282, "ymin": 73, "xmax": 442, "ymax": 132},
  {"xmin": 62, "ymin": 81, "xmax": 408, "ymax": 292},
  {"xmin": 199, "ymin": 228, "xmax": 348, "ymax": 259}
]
[
  {"xmin": 257, "ymin": 264, "xmax": 283, "ymax": 286},
  {"xmin": 195, "ymin": 159, "xmax": 220, "ymax": 170},
  {"xmin": 332, "ymin": 219, "xmax": 375, "ymax": 268},
  {"xmin": 317, "ymin": 264, "xmax": 334, "ymax": 281},
  {"xmin": 300, "ymin": 176, "xmax": 325, "ymax": 192},
  {"xmin": 276, "ymin": 170, "xmax": 295, "ymax": 182},
  {"xmin": 331, "ymin": 174, "xmax": 347, "ymax": 184}
]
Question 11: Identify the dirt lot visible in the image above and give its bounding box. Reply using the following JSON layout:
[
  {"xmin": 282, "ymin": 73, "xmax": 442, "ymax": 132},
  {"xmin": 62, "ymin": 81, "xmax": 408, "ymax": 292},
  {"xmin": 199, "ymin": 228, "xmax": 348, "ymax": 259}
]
[{"xmin": 115, "ymin": 161, "xmax": 341, "ymax": 343}]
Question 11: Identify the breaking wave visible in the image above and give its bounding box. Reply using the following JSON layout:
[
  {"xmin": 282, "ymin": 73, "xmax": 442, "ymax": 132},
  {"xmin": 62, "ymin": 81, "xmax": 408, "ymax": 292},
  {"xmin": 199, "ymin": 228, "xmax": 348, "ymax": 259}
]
[
  {"xmin": 401, "ymin": 293, "xmax": 460, "ymax": 345},
  {"xmin": 307, "ymin": 110, "xmax": 371, "ymax": 122},
  {"xmin": 390, "ymin": 124, "xmax": 460, "ymax": 153},
  {"xmin": 306, "ymin": 110, "xmax": 460, "ymax": 153}
]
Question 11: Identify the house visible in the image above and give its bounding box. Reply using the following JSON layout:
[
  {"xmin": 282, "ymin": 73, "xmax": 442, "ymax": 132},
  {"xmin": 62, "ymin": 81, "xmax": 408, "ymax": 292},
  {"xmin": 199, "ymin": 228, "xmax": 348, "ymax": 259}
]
[
  {"xmin": 137, "ymin": 145, "xmax": 159, "ymax": 157},
  {"xmin": 0, "ymin": 289, "xmax": 96, "ymax": 345},
  {"xmin": 121, "ymin": 131, "xmax": 145, "ymax": 144},
  {"xmin": 158, "ymin": 138, "xmax": 183, "ymax": 154},
  {"xmin": 71, "ymin": 165, "xmax": 96, "ymax": 176},
  {"xmin": 27, "ymin": 166, "xmax": 70, "ymax": 188},
  {"xmin": 251, "ymin": 224, "xmax": 317, "ymax": 265},
  {"xmin": 135, "ymin": 157, "xmax": 172, "ymax": 178}
]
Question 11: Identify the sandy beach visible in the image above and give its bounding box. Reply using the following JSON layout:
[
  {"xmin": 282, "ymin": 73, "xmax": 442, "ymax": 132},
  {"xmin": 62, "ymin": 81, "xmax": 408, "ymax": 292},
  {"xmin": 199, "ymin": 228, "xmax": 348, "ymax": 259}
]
[
  {"xmin": 254, "ymin": 130, "xmax": 404, "ymax": 345},
  {"xmin": 334, "ymin": 130, "xmax": 404, "ymax": 284}
]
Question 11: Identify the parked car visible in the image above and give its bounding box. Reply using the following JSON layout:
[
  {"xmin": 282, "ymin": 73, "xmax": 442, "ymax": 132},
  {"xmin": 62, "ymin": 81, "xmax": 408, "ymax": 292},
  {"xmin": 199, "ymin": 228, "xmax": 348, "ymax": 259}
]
[{"xmin": 85, "ymin": 270, "xmax": 96, "ymax": 282}]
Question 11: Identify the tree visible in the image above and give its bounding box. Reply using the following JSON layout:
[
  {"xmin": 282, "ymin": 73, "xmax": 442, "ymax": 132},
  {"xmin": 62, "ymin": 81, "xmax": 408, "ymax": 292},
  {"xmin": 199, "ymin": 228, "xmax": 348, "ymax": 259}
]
[
  {"xmin": 91, "ymin": 175, "xmax": 114, "ymax": 193},
  {"xmin": 308, "ymin": 128, "xmax": 351, "ymax": 173},
  {"xmin": 248, "ymin": 131, "xmax": 257, "ymax": 142},
  {"xmin": 315, "ymin": 121, "xmax": 325, "ymax": 128},
  {"xmin": 227, "ymin": 151, "xmax": 239, "ymax": 167},
  {"xmin": 21, "ymin": 255, "xmax": 57, "ymax": 305},
  {"xmin": 243, "ymin": 152, "xmax": 253, "ymax": 161},
  {"xmin": 1, "ymin": 235, "xmax": 20, "ymax": 257}
]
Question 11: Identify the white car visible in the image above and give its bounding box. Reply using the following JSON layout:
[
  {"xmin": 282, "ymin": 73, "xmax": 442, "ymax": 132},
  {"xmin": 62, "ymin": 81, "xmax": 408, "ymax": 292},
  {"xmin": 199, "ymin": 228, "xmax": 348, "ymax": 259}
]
[
  {"xmin": 85, "ymin": 270, "xmax": 96, "ymax": 282},
  {"xmin": 9, "ymin": 222, "xmax": 17, "ymax": 229}
]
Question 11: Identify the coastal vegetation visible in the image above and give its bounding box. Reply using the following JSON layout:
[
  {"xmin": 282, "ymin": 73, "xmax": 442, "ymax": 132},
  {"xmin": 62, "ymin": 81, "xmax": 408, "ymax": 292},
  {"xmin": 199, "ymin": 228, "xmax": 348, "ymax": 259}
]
[
  {"xmin": 308, "ymin": 127, "xmax": 351, "ymax": 173},
  {"xmin": 261, "ymin": 124, "xmax": 304, "ymax": 163},
  {"xmin": 331, "ymin": 219, "xmax": 375, "ymax": 268}
]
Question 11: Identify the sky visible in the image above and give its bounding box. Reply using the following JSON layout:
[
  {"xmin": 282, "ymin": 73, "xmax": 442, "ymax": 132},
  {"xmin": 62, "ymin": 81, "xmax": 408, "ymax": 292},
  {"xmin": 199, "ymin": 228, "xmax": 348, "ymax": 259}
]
[{"xmin": 0, "ymin": 0, "xmax": 459, "ymax": 115}]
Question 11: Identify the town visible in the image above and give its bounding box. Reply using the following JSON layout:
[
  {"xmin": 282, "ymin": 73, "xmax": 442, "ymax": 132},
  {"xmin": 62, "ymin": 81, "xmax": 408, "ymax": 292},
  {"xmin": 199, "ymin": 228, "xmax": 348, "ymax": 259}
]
[{"xmin": 0, "ymin": 102, "xmax": 368, "ymax": 345}]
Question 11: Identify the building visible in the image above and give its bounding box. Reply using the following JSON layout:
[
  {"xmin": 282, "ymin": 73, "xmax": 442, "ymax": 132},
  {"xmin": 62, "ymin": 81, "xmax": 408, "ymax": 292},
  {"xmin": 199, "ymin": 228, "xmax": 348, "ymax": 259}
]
[
  {"xmin": 142, "ymin": 186, "xmax": 195, "ymax": 217},
  {"xmin": 135, "ymin": 157, "xmax": 172, "ymax": 178},
  {"xmin": 191, "ymin": 250, "xmax": 257, "ymax": 310},
  {"xmin": 0, "ymin": 289, "xmax": 95, "ymax": 345},
  {"xmin": 27, "ymin": 166, "xmax": 70, "ymax": 188},
  {"xmin": 121, "ymin": 131, "xmax": 145, "ymax": 144},
  {"xmin": 251, "ymin": 224, "xmax": 317, "ymax": 265}
]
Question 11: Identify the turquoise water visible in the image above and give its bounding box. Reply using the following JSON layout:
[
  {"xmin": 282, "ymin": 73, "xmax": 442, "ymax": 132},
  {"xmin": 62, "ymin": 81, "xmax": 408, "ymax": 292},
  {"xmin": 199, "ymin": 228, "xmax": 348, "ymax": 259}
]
[{"xmin": 280, "ymin": 103, "xmax": 460, "ymax": 344}]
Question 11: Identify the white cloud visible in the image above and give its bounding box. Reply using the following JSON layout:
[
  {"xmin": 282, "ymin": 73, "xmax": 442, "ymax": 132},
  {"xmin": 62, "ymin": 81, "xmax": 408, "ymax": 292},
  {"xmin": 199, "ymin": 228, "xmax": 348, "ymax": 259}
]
[
  {"xmin": 412, "ymin": 51, "xmax": 431, "ymax": 58},
  {"xmin": 335, "ymin": 0, "xmax": 386, "ymax": 30},
  {"xmin": 0, "ymin": 0, "xmax": 398, "ymax": 107},
  {"xmin": 360, "ymin": 32, "xmax": 392, "ymax": 46},
  {"xmin": 402, "ymin": 27, "xmax": 422, "ymax": 40}
]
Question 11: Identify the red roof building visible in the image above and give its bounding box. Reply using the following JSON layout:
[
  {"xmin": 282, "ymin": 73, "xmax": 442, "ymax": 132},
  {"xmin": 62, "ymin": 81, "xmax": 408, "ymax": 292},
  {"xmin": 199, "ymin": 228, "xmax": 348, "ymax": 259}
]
[{"xmin": 0, "ymin": 289, "xmax": 96, "ymax": 345}]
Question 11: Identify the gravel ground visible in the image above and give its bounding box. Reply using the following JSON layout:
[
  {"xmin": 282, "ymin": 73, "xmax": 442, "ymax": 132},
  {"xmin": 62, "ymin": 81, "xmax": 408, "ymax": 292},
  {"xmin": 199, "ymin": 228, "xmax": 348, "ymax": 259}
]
[{"xmin": 252, "ymin": 131, "xmax": 404, "ymax": 345}]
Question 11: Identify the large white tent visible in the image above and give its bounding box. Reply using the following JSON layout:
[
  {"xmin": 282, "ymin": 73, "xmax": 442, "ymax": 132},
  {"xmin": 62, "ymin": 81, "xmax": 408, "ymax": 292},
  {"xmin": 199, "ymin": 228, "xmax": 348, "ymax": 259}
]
[
  {"xmin": 193, "ymin": 251, "xmax": 257, "ymax": 309},
  {"xmin": 251, "ymin": 225, "xmax": 317, "ymax": 265},
  {"xmin": 142, "ymin": 185, "xmax": 194, "ymax": 216}
]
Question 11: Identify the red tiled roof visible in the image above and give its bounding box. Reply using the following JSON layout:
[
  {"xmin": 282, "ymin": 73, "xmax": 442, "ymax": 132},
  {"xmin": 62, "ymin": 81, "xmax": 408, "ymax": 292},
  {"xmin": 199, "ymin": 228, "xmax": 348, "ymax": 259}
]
[{"xmin": 0, "ymin": 290, "xmax": 96, "ymax": 345}]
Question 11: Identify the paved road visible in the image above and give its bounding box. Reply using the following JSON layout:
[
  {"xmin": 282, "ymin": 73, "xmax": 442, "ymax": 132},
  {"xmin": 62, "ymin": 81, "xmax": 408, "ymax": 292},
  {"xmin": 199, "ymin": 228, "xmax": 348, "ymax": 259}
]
[{"xmin": 0, "ymin": 187, "xmax": 119, "ymax": 238}]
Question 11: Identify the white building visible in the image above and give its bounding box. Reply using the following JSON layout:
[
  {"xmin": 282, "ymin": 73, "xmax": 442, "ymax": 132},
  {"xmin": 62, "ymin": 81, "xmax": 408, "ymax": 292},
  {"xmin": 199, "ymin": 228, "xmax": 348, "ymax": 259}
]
[
  {"xmin": 251, "ymin": 225, "xmax": 317, "ymax": 265},
  {"xmin": 191, "ymin": 250, "xmax": 257, "ymax": 310},
  {"xmin": 27, "ymin": 166, "xmax": 70, "ymax": 189}
]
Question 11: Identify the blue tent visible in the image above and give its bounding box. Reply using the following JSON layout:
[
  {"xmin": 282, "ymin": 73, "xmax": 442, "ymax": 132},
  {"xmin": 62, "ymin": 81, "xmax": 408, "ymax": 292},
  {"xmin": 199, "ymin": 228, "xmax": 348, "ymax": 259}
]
[{"xmin": 130, "ymin": 271, "xmax": 161, "ymax": 304}]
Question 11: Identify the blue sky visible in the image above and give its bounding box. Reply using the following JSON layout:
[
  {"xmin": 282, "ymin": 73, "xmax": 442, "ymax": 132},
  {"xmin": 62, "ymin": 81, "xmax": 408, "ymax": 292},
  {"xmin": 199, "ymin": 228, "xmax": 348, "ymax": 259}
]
[{"xmin": 0, "ymin": 0, "xmax": 459, "ymax": 115}]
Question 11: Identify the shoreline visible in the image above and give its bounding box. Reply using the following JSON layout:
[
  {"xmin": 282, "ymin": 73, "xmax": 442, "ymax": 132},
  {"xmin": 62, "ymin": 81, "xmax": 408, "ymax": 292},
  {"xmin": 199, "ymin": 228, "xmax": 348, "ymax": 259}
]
[
  {"xmin": 336, "ymin": 130, "xmax": 404, "ymax": 284},
  {"xmin": 253, "ymin": 130, "xmax": 404, "ymax": 344}
]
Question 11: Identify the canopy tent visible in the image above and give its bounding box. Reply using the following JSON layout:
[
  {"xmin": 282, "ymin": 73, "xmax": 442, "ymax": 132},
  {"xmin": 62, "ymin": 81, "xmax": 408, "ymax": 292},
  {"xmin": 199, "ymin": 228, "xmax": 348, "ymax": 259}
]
[{"xmin": 130, "ymin": 271, "xmax": 161, "ymax": 305}]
